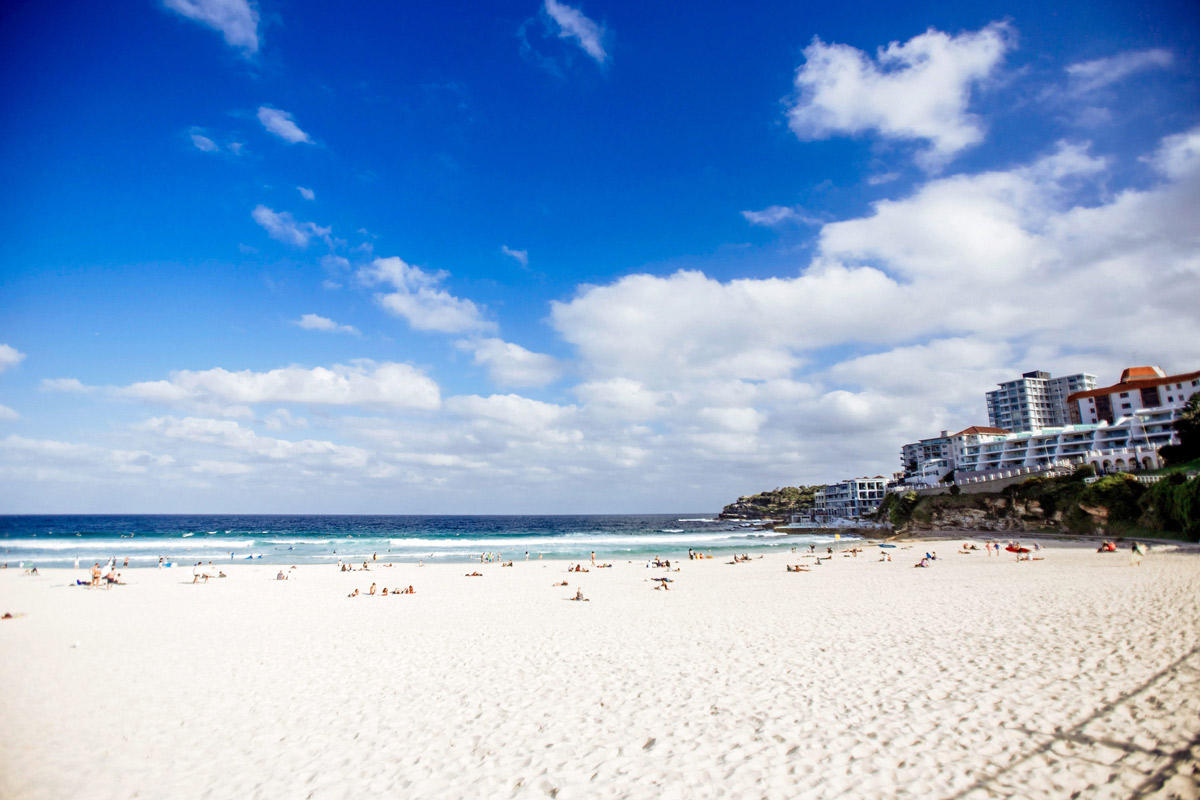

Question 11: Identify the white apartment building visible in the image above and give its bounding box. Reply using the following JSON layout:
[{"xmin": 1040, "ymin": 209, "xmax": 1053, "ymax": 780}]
[
  {"xmin": 899, "ymin": 426, "xmax": 1009, "ymax": 487},
  {"xmin": 813, "ymin": 477, "xmax": 888, "ymax": 519},
  {"xmin": 1067, "ymin": 366, "xmax": 1200, "ymax": 426},
  {"xmin": 985, "ymin": 371, "xmax": 1097, "ymax": 432},
  {"xmin": 956, "ymin": 411, "xmax": 1180, "ymax": 474}
]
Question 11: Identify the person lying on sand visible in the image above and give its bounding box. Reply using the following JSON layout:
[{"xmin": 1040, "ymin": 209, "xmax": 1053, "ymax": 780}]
[
  {"xmin": 554, "ymin": 580, "xmax": 569, "ymax": 586},
  {"xmin": 347, "ymin": 588, "xmax": 359, "ymax": 597},
  {"xmin": 466, "ymin": 571, "xmax": 483, "ymax": 577},
  {"xmin": 786, "ymin": 564, "xmax": 810, "ymax": 572},
  {"xmin": 654, "ymin": 581, "xmax": 669, "ymax": 590},
  {"xmin": 915, "ymin": 557, "xmax": 930, "ymax": 568},
  {"xmin": 596, "ymin": 563, "xmax": 612, "ymax": 568}
]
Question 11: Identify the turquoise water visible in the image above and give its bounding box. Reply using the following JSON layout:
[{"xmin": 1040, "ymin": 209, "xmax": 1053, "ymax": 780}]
[{"xmin": 0, "ymin": 514, "xmax": 857, "ymax": 568}]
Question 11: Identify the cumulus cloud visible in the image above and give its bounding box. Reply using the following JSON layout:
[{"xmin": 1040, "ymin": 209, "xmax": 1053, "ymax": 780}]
[
  {"xmin": 251, "ymin": 205, "xmax": 330, "ymax": 248},
  {"xmin": 294, "ymin": 314, "xmax": 360, "ymax": 336},
  {"xmin": 547, "ymin": 126, "xmax": 1200, "ymax": 481},
  {"xmin": 543, "ymin": 0, "xmax": 607, "ymax": 64},
  {"xmin": 501, "ymin": 245, "xmax": 529, "ymax": 267},
  {"xmin": 297, "ymin": 186, "xmax": 316, "ymax": 201},
  {"xmin": 359, "ymin": 257, "xmax": 495, "ymax": 334},
  {"xmin": 0, "ymin": 405, "xmax": 18, "ymax": 421},
  {"xmin": 459, "ymin": 338, "xmax": 561, "ymax": 387},
  {"xmin": 164, "ymin": 0, "xmax": 260, "ymax": 54},
  {"xmin": 787, "ymin": 22, "xmax": 1012, "ymax": 169},
  {"xmin": 0, "ymin": 344, "xmax": 25, "ymax": 374},
  {"xmin": 1066, "ymin": 49, "xmax": 1172, "ymax": 96},
  {"xmin": 257, "ymin": 106, "xmax": 314, "ymax": 144}
]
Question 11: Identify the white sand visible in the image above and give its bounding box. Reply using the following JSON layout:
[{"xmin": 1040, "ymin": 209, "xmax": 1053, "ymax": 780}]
[{"xmin": 2, "ymin": 541, "xmax": 1200, "ymax": 799}]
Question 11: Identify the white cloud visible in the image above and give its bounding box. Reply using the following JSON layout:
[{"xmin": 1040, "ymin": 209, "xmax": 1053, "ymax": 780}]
[
  {"xmin": 459, "ymin": 338, "xmax": 561, "ymax": 387},
  {"xmin": 0, "ymin": 344, "xmax": 25, "ymax": 374},
  {"xmin": 164, "ymin": 0, "xmax": 260, "ymax": 55},
  {"xmin": 741, "ymin": 205, "xmax": 820, "ymax": 227},
  {"xmin": 501, "ymin": 245, "xmax": 529, "ymax": 267},
  {"xmin": 0, "ymin": 405, "xmax": 18, "ymax": 421},
  {"xmin": 251, "ymin": 205, "xmax": 330, "ymax": 248},
  {"xmin": 787, "ymin": 22, "xmax": 1012, "ymax": 169},
  {"xmin": 573, "ymin": 378, "xmax": 675, "ymax": 421},
  {"xmin": 294, "ymin": 313, "xmax": 360, "ymax": 336},
  {"xmin": 543, "ymin": 0, "xmax": 607, "ymax": 64},
  {"xmin": 359, "ymin": 257, "xmax": 496, "ymax": 334},
  {"xmin": 297, "ymin": 186, "xmax": 316, "ymax": 201},
  {"xmin": 141, "ymin": 416, "xmax": 372, "ymax": 468},
  {"xmin": 1066, "ymin": 49, "xmax": 1172, "ymax": 95},
  {"xmin": 257, "ymin": 106, "xmax": 313, "ymax": 144},
  {"xmin": 47, "ymin": 361, "xmax": 441, "ymax": 415},
  {"xmin": 190, "ymin": 132, "xmax": 219, "ymax": 152}
]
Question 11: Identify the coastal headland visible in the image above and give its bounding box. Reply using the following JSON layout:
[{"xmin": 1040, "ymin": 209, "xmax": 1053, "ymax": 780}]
[{"xmin": 2, "ymin": 537, "xmax": 1199, "ymax": 799}]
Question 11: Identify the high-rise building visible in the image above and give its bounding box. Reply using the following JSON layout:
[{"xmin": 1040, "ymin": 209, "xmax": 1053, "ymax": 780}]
[{"xmin": 985, "ymin": 371, "xmax": 1097, "ymax": 432}]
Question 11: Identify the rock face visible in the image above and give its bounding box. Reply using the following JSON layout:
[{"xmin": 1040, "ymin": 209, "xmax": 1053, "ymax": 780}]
[{"xmin": 901, "ymin": 495, "xmax": 1065, "ymax": 533}]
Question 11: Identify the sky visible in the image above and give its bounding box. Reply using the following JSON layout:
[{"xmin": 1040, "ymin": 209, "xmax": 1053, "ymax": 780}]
[{"xmin": 1, "ymin": 0, "xmax": 1198, "ymax": 513}]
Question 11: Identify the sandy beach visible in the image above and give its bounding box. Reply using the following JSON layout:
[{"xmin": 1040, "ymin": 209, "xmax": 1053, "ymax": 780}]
[{"xmin": 2, "ymin": 538, "xmax": 1199, "ymax": 799}]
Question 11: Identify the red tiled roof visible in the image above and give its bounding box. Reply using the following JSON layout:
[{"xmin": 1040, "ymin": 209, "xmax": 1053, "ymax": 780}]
[
  {"xmin": 949, "ymin": 425, "xmax": 1010, "ymax": 437},
  {"xmin": 1119, "ymin": 366, "xmax": 1166, "ymax": 382},
  {"xmin": 1067, "ymin": 369, "xmax": 1200, "ymax": 402}
]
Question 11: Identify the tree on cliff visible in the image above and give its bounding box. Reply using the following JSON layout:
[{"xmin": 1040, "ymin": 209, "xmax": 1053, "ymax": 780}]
[{"xmin": 1160, "ymin": 392, "xmax": 1200, "ymax": 465}]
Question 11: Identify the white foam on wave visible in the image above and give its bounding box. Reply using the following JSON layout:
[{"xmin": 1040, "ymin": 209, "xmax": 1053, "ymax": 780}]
[
  {"xmin": 1, "ymin": 538, "xmax": 256, "ymax": 551},
  {"xmin": 676, "ymin": 518, "xmax": 720, "ymax": 523}
]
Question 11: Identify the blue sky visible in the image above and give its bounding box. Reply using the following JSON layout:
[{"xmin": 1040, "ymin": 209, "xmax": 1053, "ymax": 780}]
[{"xmin": 1, "ymin": 0, "xmax": 1198, "ymax": 512}]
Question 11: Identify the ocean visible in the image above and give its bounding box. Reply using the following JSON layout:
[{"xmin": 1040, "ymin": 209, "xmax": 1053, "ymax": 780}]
[{"xmin": 0, "ymin": 514, "xmax": 858, "ymax": 569}]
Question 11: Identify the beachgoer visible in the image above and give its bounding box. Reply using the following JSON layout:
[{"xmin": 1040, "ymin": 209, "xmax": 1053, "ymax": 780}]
[
  {"xmin": 123, "ymin": 557, "xmax": 129, "ymax": 567},
  {"xmin": 276, "ymin": 570, "xmax": 287, "ymax": 580},
  {"xmin": 192, "ymin": 562, "xmax": 203, "ymax": 584},
  {"xmin": 91, "ymin": 563, "xmax": 102, "ymax": 586},
  {"xmin": 381, "ymin": 588, "xmax": 388, "ymax": 596},
  {"xmin": 368, "ymin": 583, "xmax": 376, "ymax": 595},
  {"xmin": 348, "ymin": 588, "xmax": 359, "ymax": 597},
  {"xmin": 574, "ymin": 589, "xmax": 585, "ymax": 601}
]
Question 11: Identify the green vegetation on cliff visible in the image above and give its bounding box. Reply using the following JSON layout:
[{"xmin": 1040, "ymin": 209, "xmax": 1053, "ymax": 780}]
[
  {"xmin": 876, "ymin": 469, "xmax": 1200, "ymax": 541},
  {"xmin": 722, "ymin": 486, "xmax": 819, "ymax": 519}
]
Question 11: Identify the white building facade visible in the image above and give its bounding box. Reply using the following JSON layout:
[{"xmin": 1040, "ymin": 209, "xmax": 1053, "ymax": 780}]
[
  {"xmin": 814, "ymin": 477, "xmax": 888, "ymax": 519},
  {"xmin": 1068, "ymin": 366, "xmax": 1200, "ymax": 426},
  {"xmin": 986, "ymin": 371, "xmax": 1097, "ymax": 432}
]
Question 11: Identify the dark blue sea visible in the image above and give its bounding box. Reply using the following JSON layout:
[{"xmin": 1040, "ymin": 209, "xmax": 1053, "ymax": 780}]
[{"xmin": 0, "ymin": 515, "xmax": 851, "ymax": 568}]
